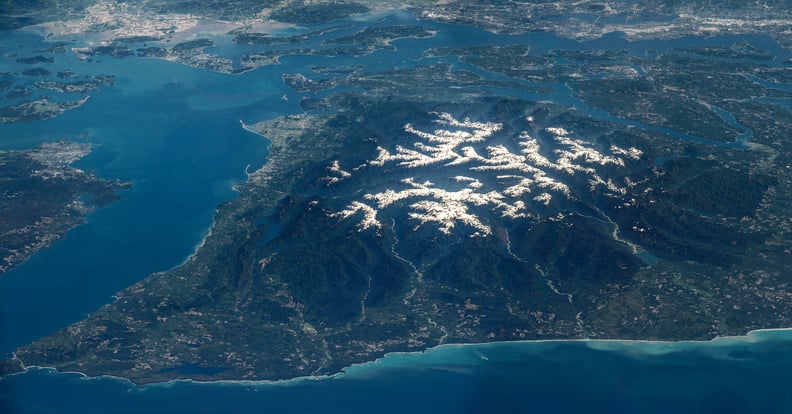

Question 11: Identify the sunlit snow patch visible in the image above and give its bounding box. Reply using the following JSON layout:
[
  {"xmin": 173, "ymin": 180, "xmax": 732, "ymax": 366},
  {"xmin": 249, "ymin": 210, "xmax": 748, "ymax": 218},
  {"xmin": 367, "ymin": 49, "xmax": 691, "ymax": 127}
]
[{"xmin": 333, "ymin": 112, "xmax": 642, "ymax": 237}]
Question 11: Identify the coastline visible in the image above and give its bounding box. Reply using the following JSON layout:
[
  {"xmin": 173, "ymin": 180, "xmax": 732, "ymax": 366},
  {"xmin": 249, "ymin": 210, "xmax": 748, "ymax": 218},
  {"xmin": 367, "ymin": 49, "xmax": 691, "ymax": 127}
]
[
  {"xmin": 5, "ymin": 327, "xmax": 792, "ymax": 388},
  {"xmin": 165, "ymin": 118, "xmax": 273, "ymax": 272},
  {"xmin": 2, "ymin": 7, "xmax": 791, "ymax": 411}
]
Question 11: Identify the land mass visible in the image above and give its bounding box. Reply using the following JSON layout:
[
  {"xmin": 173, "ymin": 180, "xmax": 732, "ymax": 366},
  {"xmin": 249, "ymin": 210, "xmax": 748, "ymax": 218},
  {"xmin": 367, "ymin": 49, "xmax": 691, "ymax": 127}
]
[
  {"xmin": 0, "ymin": 141, "xmax": 130, "ymax": 274},
  {"xmin": 2, "ymin": 0, "xmax": 792, "ymax": 384},
  {"xmin": 9, "ymin": 90, "xmax": 792, "ymax": 384}
]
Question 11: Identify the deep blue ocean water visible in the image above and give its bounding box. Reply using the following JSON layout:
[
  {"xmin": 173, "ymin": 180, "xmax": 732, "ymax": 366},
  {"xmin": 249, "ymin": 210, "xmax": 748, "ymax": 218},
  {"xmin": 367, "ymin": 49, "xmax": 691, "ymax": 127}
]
[{"xmin": 1, "ymin": 10, "xmax": 791, "ymax": 413}]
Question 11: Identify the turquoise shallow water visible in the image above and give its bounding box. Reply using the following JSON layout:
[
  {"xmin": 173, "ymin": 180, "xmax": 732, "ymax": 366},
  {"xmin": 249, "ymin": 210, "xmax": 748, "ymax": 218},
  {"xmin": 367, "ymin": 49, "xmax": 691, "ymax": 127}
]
[
  {"xmin": 2, "ymin": 330, "xmax": 791, "ymax": 413},
  {"xmin": 1, "ymin": 10, "xmax": 792, "ymax": 413}
]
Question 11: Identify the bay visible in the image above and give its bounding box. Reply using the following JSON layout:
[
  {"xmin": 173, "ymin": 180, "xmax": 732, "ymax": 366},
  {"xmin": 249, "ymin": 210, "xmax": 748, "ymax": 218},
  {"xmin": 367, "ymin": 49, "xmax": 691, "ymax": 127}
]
[{"xmin": 0, "ymin": 51, "xmax": 280, "ymax": 354}]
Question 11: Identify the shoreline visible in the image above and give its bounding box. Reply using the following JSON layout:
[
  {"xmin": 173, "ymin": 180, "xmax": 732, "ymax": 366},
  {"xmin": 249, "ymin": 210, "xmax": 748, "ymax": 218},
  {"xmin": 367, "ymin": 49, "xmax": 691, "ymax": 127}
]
[
  {"xmin": 164, "ymin": 119, "xmax": 272, "ymax": 271},
  {"xmin": 6, "ymin": 327, "xmax": 792, "ymax": 388},
  {"xmin": 2, "ymin": 5, "xmax": 791, "ymax": 400}
]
